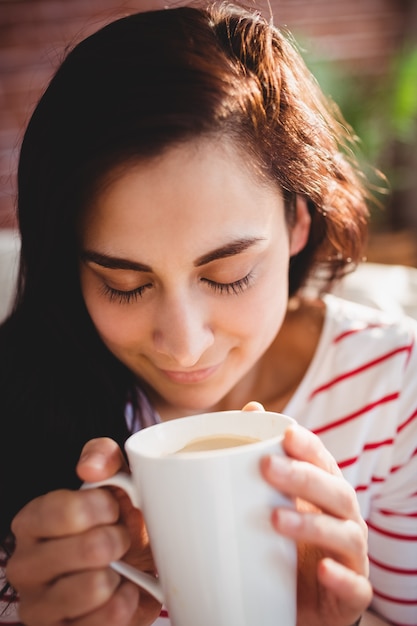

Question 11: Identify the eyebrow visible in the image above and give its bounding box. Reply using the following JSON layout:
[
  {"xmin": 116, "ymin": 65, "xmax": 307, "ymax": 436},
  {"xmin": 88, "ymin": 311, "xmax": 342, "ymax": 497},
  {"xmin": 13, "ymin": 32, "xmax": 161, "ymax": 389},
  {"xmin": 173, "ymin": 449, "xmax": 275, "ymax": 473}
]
[
  {"xmin": 194, "ymin": 237, "xmax": 265, "ymax": 266},
  {"xmin": 80, "ymin": 237, "xmax": 265, "ymax": 272},
  {"xmin": 80, "ymin": 250, "xmax": 152, "ymax": 272}
]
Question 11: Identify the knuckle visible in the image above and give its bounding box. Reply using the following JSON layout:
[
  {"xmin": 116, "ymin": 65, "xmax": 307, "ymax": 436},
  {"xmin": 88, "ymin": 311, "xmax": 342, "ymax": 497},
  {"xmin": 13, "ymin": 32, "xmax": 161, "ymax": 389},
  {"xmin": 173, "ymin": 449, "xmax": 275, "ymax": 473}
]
[
  {"xmin": 77, "ymin": 568, "xmax": 117, "ymax": 603},
  {"xmin": 293, "ymin": 460, "xmax": 311, "ymax": 492},
  {"xmin": 66, "ymin": 489, "xmax": 119, "ymax": 532},
  {"xmin": 340, "ymin": 483, "xmax": 356, "ymax": 512},
  {"xmin": 49, "ymin": 569, "xmax": 119, "ymax": 620},
  {"xmin": 102, "ymin": 583, "xmax": 139, "ymax": 624},
  {"xmin": 79, "ymin": 526, "xmax": 124, "ymax": 565},
  {"xmin": 345, "ymin": 518, "xmax": 367, "ymax": 558},
  {"xmin": 83, "ymin": 488, "xmax": 120, "ymax": 522},
  {"xmin": 310, "ymin": 514, "xmax": 329, "ymax": 543},
  {"xmin": 338, "ymin": 481, "xmax": 360, "ymax": 519}
]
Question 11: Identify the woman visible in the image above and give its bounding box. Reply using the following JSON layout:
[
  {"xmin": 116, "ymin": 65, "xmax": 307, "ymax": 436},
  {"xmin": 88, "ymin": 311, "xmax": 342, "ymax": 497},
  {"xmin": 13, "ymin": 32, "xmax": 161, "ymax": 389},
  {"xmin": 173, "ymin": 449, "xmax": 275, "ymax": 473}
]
[{"xmin": 1, "ymin": 3, "xmax": 416, "ymax": 625}]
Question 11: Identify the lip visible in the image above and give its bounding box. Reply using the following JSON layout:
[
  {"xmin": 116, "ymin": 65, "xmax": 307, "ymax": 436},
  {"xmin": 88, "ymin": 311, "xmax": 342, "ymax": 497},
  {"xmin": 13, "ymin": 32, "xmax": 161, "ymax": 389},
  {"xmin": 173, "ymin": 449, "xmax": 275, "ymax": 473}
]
[{"xmin": 160, "ymin": 364, "xmax": 220, "ymax": 384}]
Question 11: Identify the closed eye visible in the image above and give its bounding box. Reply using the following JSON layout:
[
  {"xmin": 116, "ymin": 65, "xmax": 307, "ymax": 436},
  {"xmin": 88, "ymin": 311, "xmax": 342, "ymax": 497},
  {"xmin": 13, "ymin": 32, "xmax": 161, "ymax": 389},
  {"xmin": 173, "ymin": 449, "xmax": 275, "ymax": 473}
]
[
  {"xmin": 101, "ymin": 282, "xmax": 152, "ymax": 303},
  {"xmin": 100, "ymin": 272, "xmax": 254, "ymax": 303},
  {"xmin": 202, "ymin": 273, "xmax": 252, "ymax": 295}
]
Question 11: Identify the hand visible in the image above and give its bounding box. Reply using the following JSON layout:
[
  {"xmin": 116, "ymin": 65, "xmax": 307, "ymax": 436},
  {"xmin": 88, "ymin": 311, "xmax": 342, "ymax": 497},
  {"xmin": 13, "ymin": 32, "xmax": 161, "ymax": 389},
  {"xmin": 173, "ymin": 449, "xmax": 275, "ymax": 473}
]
[
  {"xmin": 260, "ymin": 422, "xmax": 372, "ymax": 626},
  {"xmin": 7, "ymin": 437, "xmax": 161, "ymax": 626}
]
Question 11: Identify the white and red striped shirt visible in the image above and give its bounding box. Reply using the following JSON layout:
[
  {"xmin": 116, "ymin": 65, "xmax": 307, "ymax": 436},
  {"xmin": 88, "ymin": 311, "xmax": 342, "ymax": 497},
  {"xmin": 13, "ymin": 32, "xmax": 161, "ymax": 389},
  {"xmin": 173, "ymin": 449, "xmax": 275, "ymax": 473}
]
[
  {"xmin": 2, "ymin": 294, "xmax": 416, "ymax": 625},
  {"xmin": 283, "ymin": 294, "xmax": 417, "ymax": 626}
]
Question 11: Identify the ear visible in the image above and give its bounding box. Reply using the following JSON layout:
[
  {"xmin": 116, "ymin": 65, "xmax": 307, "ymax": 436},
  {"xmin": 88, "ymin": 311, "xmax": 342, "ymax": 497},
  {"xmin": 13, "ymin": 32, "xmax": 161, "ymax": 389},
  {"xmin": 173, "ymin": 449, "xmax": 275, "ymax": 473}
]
[{"xmin": 289, "ymin": 195, "xmax": 311, "ymax": 256}]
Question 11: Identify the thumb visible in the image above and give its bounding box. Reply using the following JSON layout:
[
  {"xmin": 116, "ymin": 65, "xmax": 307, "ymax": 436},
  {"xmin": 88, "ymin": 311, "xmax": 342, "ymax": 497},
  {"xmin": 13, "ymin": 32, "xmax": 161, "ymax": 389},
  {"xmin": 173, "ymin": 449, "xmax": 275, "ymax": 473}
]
[
  {"xmin": 76, "ymin": 437, "xmax": 129, "ymax": 482},
  {"xmin": 241, "ymin": 401, "xmax": 265, "ymax": 412}
]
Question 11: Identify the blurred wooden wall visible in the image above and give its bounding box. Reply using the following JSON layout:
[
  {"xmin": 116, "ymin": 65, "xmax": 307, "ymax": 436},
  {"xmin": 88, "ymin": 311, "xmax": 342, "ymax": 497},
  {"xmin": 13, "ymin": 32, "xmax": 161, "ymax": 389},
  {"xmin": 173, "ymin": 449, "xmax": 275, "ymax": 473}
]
[{"xmin": 0, "ymin": 0, "xmax": 409, "ymax": 231}]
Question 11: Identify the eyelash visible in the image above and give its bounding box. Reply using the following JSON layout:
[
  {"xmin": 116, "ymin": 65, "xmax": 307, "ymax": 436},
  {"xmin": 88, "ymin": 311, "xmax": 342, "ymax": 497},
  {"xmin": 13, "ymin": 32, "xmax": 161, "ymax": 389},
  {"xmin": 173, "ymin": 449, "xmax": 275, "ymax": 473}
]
[
  {"xmin": 101, "ymin": 283, "xmax": 151, "ymax": 304},
  {"xmin": 101, "ymin": 273, "xmax": 253, "ymax": 304},
  {"xmin": 202, "ymin": 273, "xmax": 252, "ymax": 295}
]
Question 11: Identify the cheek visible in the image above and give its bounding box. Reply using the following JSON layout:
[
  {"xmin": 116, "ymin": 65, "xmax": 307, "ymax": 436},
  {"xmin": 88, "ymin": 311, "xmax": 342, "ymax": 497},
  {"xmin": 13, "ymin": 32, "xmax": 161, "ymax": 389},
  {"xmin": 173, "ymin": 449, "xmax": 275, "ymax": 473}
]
[
  {"xmin": 91, "ymin": 306, "xmax": 132, "ymax": 347},
  {"xmin": 230, "ymin": 271, "xmax": 288, "ymax": 345},
  {"xmin": 251, "ymin": 260, "xmax": 289, "ymax": 338},
  {"xmin": 252, "ymin": 292, "xmax": 287, "ymax": 339},
  {"xmin": 80, "ymin": 273, "xmax": 141, "ymax": 349}
]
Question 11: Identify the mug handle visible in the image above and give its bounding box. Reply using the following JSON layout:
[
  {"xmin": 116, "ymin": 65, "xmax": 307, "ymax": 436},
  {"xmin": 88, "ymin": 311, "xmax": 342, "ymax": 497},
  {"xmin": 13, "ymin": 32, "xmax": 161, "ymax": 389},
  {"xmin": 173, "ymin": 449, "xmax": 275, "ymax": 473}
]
[{"xmin": 81, "ymin": 474, "xmax": 165, "ymax": 605}]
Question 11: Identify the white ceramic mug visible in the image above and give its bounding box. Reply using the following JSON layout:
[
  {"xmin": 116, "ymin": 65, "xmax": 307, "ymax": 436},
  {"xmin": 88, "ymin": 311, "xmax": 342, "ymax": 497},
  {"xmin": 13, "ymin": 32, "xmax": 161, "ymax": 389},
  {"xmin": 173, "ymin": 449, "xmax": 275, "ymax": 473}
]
[{"xmin": 83, "ymin": 410, "xmax": 297, "ymax": 626}]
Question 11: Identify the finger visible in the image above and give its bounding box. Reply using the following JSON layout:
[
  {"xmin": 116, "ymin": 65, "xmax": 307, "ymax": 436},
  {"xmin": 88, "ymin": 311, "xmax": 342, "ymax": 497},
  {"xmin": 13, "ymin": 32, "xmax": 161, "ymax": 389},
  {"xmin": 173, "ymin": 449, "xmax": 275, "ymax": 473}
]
[
  {"xmin": 18, "ymin": 570, "xmax": 138, "ymax": 626},
  {"xmin": 72, "ymin": 580, "xmax": 141, "ymax": 626},
  {"xmin": 77, "ymin": 437, "xmax": 129, "ymax": 482},
  {"xmin": 10, "ymin": 488, "xmax": 120, "ymax": 543},
  {"xmin": 241, "ymin": 401, "xmax": 265, "ymax": 411},
  {"xmin": 70, "ymin": 582, "xmax": 162, "ymax": 626},
  {"xmin": 283, "ymin": 424, "xmax": 343, "ymax": 476},
  {"xmin": 260, "ymin": 454, "xmax": 362, "ymax": 522},
  {"xmin": 7, "ymin": 523, "xmax": 131, "ymax": 589},
  {"xmin": 271, "ymin": 508, "xmax": 368, "ymax": 574},
  {"xmin": 317, "ymin": 558, "xmax": 373, "ymax": 617}
]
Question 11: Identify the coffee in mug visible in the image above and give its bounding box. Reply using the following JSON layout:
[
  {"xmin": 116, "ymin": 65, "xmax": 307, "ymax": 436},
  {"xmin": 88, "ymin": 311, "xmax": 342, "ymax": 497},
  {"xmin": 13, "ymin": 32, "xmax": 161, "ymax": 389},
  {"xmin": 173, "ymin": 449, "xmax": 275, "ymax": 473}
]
[{"xmin": 172, "ymin": 433, "xmax": 260, "ymax": 453}]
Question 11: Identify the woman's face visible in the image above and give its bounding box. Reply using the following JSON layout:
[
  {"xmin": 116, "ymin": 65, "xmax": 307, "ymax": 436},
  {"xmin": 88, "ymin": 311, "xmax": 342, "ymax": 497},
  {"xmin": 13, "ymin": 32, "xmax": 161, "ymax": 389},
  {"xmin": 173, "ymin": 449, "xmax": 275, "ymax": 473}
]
[{"xmin": 79, "ymin": 139, "xmax": 309, "ymax": 413}]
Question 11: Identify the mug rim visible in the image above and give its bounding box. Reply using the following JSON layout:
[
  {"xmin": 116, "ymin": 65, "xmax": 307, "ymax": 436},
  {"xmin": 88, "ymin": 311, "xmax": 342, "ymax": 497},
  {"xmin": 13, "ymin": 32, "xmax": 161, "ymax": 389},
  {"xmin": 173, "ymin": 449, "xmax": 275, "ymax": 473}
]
[{"xmin": 125, "ymin": 410, "xmax": 295, "ymax": 459}]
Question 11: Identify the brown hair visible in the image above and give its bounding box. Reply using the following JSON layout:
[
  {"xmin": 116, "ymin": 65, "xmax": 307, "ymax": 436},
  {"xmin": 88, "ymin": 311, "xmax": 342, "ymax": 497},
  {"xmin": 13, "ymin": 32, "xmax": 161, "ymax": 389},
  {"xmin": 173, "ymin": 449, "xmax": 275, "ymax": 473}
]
[
  {"xmin": 17, "ymin": 2, "xmax": 370, "ymax": 304},
  {"xmin": 1, "ymin": 0, "xmax": 371, "ymax": 576},
  {"xmin": 206, "ymin": 2, "xmax": 370, "ymax": 292}
]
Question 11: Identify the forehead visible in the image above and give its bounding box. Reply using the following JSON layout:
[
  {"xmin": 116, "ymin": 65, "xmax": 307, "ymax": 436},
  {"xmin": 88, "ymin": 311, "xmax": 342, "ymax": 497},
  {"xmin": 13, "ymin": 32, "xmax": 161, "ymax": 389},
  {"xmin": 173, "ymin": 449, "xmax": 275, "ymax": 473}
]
[
  {"xmin": 92, "ymin": 136, "xmax": 280, "ymax": 203},
  {"xmin": 79, "ymin": 138, "xmax": 286, "ymax": 255}
]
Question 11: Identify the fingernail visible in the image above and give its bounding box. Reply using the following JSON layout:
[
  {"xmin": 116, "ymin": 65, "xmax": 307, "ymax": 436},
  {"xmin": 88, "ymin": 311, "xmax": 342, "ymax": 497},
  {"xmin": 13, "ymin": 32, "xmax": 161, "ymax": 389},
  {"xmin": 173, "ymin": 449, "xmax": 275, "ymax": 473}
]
[
  {"xmin": 269, "ymin": 455, "xmax": 291, "ymax": 477},
  {"xmin": 275, "ymin": 509, "xmax": 302, "ymax": 531},
  {"xmin": 79, "ymin": 452, "xmax": 107, "ymax": 470}
]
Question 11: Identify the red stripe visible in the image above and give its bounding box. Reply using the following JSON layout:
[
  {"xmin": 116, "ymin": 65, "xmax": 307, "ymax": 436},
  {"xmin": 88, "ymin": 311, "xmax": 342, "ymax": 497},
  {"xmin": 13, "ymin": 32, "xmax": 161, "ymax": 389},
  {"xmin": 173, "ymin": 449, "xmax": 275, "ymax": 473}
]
[
  {"xmin": 313, "ymin": 394, "xmax": 398, "ymax": 436},
  {"xmin": 372, "ymin": 588, "xmax": 417, "ymax": 605},
  {"xmin": 405, "ymin": 333, "xmax": 415, "ymax": 366},
  {"xmin": 397, "ymin": 407, "xmax": 417, "ymax": 433},
  {"xmin": 369, "ymin": 554, "xmax": 417, "ymax": 575},
  {"xmin": 159, "ymin": 609, "xmax": 169, "ymax": 618},
  {"xmin": 355, "ymin": 446, "xmax": 417, "ymax": 490},
  {"xmin": 367, "ymin": 520, "xmax": 417, "ymax": 540},
  {"xmin": 310, "ymin": 345, "xmax": 411, "ymax": 399},
  {"xmin": 339, "ymin": 437, "xmax": 394, "ymax": 469},
  {"xmin": 391, "ymin": 446, "xmax": 417, "ymax": 473},
  {"xmin": 355, "ymin": 476, "xmax": 386, "ymax": 491},
  {"xmin": 378, "ymin": 509, "xmax": 417, "ymax": 517},
  {"xmin": 334, "ymin": 322, "xmax": 389, "ymax": 343}
]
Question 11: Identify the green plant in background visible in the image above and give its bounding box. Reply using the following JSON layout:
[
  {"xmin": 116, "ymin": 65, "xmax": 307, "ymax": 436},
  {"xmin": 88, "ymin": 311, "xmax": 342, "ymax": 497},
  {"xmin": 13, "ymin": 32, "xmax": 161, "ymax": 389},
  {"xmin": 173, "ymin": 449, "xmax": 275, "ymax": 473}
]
[
  {"xmin": 300, "ymin": 39, "xmax": 417, "ymax": 230},
  {"xmin": 390, "ymin": 45, "xmax": 417, "ymax": 142}
]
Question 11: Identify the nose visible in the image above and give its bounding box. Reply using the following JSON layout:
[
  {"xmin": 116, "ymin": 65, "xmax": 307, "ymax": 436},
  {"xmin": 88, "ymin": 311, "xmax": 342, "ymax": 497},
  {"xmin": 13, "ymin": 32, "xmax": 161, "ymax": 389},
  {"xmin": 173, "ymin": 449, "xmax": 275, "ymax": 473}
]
[{"xmin": 152, "ymin": 292, "xmax": 215, "ymax": 367}]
